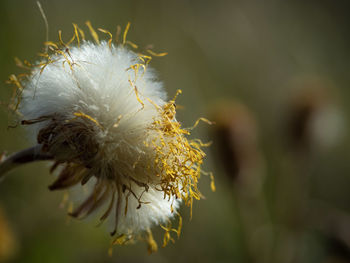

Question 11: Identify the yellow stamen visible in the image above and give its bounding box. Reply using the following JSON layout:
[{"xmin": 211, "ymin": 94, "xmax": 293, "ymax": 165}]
[
  {"xmin": 146, "ymin": 49, "xmax": 168, "ymax": 57},
  {"xmin": 128, "ymin": 79, "xmax": 144, "ymax": 109},
  {"xmin": 115, "ymin": 25, "xmax": 121, "ymax": 43},
  {"xmin": 85, "ymin": 21, "xmax": 100, "ymax": 44},
  {"xmin": 122, "ymin": 22, "xmax": 131, "ymax": 46},
  {"xmin": 44, "ymin": 41, "xmax": 59, "ymax": 49},
  {"xmin": 73, "ymin": 112, "xmax": 103, "ymax": 129},
  {"xmin": 98, "ymin": 28, "xmax": 113, "ymax": 49},
  {"xmin": 210, "ymin": 173, "xmax": 216, "ymax": 192},
  {"xmin": 72, "ymin": 23, "xmax": 80, "ymax": 47},
  {"xmin": 126, "ymin": 41, "xmax": 138, "ymax": 49},
  {"xmin": 146, "ymin": 229, "xmax": 158, "ymax": 254},
  {"xmin": 188, "ymin": 117, "xmax": 214, "ymax": 130},
  {"xmin": 58, "ymin": 30, "xmax": 68, "ymax": 48}
]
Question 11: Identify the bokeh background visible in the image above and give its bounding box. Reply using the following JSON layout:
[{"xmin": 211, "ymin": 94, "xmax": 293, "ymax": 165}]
[{"xmin": 1, "ymin": 0, "xmax": 350, "ymax": 262}]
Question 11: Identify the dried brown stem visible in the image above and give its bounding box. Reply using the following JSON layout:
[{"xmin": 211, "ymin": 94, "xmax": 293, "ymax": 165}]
[{"xmin": 0, "ymin": 145, "xmax": 53, "ymax": 178}]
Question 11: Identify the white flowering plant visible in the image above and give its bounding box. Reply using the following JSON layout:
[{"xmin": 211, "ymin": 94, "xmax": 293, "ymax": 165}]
[{"xmin": 3, "ymin": 21, "xmax": 214, "ymax": 253}]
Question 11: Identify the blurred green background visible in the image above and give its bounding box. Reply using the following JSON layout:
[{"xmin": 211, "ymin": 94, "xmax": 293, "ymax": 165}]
[{"xmin": 1, "ymin": 0, "xmax": 350, "ymax": 262}]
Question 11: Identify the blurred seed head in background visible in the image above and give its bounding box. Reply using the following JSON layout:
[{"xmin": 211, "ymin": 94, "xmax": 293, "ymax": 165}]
[
  {"xmin": 285, "ymin": 76, "xmax": 345, "ymax": 154},
  {"xmin": 210, "ymin": 101, "xmax": 264, "ymax": 194}
]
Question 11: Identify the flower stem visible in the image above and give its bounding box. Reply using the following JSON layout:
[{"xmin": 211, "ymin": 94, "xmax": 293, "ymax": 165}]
[{"xmin": 0, "ymin": 145, "xmax": 52, "ymax": 178}]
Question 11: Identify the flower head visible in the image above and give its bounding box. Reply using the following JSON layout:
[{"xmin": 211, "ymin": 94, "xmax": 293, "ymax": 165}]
[{"xmin": 6, "ymin": 22, "xmax": 213, "ymax": 251}]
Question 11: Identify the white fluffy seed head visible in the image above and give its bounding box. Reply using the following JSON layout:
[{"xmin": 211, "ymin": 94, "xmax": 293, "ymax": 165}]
[
  {"xmin": 21, "ymin": 42, "xmax": 167, "ymax": 181},
  {"xmin": 20, "ymin": 41, "xmax": 182, "ymax": 234},
  {"xmin": 10, "ymin": 25, "xmax": 209, "ymax": 250},
  {"xmin": 22, "ymin": 42, "xmax": 166, "ymax": 142}
]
